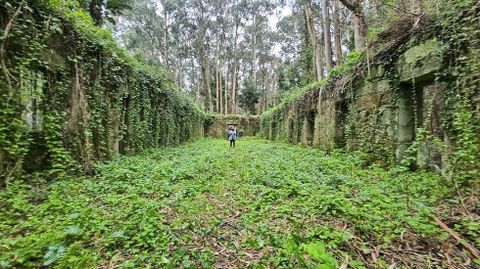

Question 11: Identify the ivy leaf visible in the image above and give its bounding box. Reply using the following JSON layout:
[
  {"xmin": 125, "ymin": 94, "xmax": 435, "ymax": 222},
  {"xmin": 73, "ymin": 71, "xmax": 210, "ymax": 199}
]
[
  {"xmin": 43, "ymin": 244, "xmax": 65, "ymax": 266},
  {"xmin": 111, "ymin": 230, "xmax": 128, "ymax": 239},
  {"xmin": 64, "ymin": 225, "xmax": 82, "ymax": 236},
  {"xmin": 303, "ymin": 242, "xmax": 325, "ymax": 261}
]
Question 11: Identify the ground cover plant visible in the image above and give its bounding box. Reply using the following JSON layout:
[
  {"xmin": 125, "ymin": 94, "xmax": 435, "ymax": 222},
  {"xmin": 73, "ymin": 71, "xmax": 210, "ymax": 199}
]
[{"xmin": 1, "ymin": 138, "xmax": 477, "ymax": 268}]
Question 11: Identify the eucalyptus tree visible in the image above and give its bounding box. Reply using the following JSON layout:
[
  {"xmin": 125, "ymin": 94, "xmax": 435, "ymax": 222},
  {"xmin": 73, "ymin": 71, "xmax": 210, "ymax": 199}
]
[
  {"xmin": 321, "ymin": 0, "xmax": 333, "ymax": 70},
  {"xmin": 241, "ymin": 0, "xmax": 279, "ymax": 113},
  {"xmin": 239, "ymin": 79, "xmax": 260, "ymax": 114},
  {"xmin": 275, "ymin": 10, "xmax": 310, "ymax": 88},
  {"xmin": 338, "ymin": 0, "xmax": 367, "ymax": 50},
  {"xmin": 190, "ymin": 0, "xmax": 215, "ymax": 112},
  {"xmin": 118, "ymin": 0, "xmax": 166, "ymax": 64},
  {"xmin": 332, "ymin": 0, "xmax": 344, "ymax": 63},
  {"xmin": 275, "ymin": 13, "xmax": 303, "ymax": 63},
  {"xmin": 99, "ymin": 0, "xmax": 453, "ymax": 116},
  {"xmin": 303, "ymin": 0, "xmax": 324, "ymax": 80},
  {"xmin": 113, "ymin": 0, "xmax": 291, "ymax": 113}
]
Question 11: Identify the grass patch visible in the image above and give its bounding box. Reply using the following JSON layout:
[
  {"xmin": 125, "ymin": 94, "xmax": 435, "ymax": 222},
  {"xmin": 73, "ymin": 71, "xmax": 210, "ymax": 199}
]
[{"xmin": 0, "ymin": 138, "xmax": 470, "ymax": 268}]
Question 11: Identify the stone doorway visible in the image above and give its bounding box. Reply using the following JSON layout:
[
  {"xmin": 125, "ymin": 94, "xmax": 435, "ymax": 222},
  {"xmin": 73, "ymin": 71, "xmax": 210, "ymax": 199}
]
[
  {"xmin": 397, "ymin": 82, "xmax": 446, "ymax": 172},
  {"xmin": 303, "ymin": 110, "xmax": 315, "ymax": 146}
]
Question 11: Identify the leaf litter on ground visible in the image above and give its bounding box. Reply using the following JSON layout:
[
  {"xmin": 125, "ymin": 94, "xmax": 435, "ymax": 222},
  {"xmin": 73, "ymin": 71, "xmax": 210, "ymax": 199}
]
[{"xmin": 0, "ymin": 138, "xmax": 478, "ymax": 268}]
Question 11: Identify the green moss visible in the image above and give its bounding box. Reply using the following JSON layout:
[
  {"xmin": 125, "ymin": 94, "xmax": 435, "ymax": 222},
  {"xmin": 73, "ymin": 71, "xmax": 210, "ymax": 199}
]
[
  {"xmin": 403, "ymin": 38, "xmax": 442, "ymax": 64},
  {"xmin": 0, "ymin": 0, "xmax": 205, "ymax": 181}
]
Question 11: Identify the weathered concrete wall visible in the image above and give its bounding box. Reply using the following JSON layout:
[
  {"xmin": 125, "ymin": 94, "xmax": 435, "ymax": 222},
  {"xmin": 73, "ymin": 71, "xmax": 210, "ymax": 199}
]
[
  {"xmin": 0, "ymin": 1, "xmax": 205, "ymax": 182},
  {"xmin": 261, "ymin": 13, "xmax": 479, "ymax": 174},
  {"xmin": 205, "ymin": 115, "xmax": 260, "ymax": 138}
]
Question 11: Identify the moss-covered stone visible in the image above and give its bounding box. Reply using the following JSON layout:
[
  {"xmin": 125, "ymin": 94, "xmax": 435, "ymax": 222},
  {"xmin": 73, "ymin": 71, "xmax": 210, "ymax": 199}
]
[
  {"xmin": 370, "ymin": 64, "xmax": 386, "ymax": 79},
  {"xmin": 0, "ymin": 1, "xmax": 205, "ymax": 180},
  {"xmin": 397, "ymin": 38, "xmax": 443, "ymax": 83},
  {"xmin": 204, "ymin": 115, "xmax": 260, "ymax": 138},
  {"xmin": 260, "ymin": 12, "xmax": 478, "ymax": 174},
  {"xmin": 41, "ymin": 48, "xmax": 66, "ymax": 69}
]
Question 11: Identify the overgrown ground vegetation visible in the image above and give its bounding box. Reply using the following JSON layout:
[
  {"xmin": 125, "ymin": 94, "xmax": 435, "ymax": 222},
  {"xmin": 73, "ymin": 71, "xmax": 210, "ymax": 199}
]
[{"xmin": 1, "ymin": 138, "xmax": 478, "ymax": 268}]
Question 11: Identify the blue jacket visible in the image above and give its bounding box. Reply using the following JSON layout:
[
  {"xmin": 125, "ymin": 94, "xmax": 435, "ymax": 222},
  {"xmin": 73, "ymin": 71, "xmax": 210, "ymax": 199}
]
[{"xmin": 228, "ymin": 130, "xmax": 237, "ymax": 141}]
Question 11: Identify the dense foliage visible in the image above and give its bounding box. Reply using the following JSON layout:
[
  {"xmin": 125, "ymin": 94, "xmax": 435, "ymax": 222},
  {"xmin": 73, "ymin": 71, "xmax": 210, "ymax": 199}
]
[
  {"xmin": 2, "ymin": 138, "xmax": 477, "ymax": 268},
  {"xmin": 113, "ymin": 0, "xmax": 422, "ymax": 115},
  {"xmin": 239, "ymin": 79, "xmax": 261, "ymax": 115},
  {"xmin": 260, "ymin": 50, "xmax": 361, "ymax": 133},
  {"xmin": 0, "ymin": 0, "xmax": 205, "ymax": 184},
  {"xmin": 0, "ymin": 0, "xmax": 478, "ymax": 268},
  {"xmin": 436, "ymin": 1, "xmax": 480, "ymax": 191},
  {"xmin": 260, "ymin": 1, "xmax": 479, "ymax": 190}
]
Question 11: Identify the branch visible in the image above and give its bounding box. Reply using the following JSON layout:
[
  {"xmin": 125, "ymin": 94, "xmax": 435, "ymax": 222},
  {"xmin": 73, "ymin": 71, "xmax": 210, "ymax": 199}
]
[
  {"xmin": 1, "ymin": 1, "xmax": 25, "ymax": 90},
  {"xmin": 373, "ymin": 2, "xmax": 421, "ymax": 16},
  {"xmin": 1, "ymin": 1, "xmax": 25, "ymax": 40},
  {"xmin": 434, "ymin": 216, "xmax": 480, "ymax": 260},
  {"xmin": 338, "ymin": 0, "xmax": 362, "ymax": 16}
]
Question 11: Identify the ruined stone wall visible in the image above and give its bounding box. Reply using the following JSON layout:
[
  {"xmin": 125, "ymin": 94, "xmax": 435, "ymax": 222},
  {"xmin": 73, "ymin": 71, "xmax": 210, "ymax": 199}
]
[
  {"xmin": 205, "ymin": 115, "xmax": 260, "ymax": 138},
  {"xmin": 345, "ymin": 37, "xmax": 448, "ymax": 168},
  {"xmin": 261, "ymin": 9, "xmax": 480, "ymax": 175},
  {"xmin": 0, "ymin": 1, "xmax": 205, "ymax": 182},
  {"xmin": 262, "ymin": 37, "xmax": 446, "ymax": 167}
]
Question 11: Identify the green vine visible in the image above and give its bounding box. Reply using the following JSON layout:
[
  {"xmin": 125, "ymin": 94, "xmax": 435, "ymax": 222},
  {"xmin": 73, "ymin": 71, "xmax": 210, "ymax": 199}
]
[
  {"xmin": 260, "ymin": 1, "xmax": 479, "ymax": 188},
  {"xmin": 0, "ymin": 0, "xmax": 205, "ymax": 184}
]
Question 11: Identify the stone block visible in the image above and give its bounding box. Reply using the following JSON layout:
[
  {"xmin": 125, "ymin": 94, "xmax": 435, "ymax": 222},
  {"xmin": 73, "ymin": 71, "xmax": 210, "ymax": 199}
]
[
  {"xmin": 397, "ymin": 38, "xmax": 443, "ymax": 83},
  {"xmin": 355, "ymin": 94, "xmax": 383, "ymax": 111},
  {"xmin": 370, "ymin": 64, "xmax": 386, "ymax": 79},
  {"xmin": 42, "ymin": 48, "xmax": 66, "ymax": 69},
  {"xmin": 376, "ymin": 80, "xmax": 390, "ymax": 93}
]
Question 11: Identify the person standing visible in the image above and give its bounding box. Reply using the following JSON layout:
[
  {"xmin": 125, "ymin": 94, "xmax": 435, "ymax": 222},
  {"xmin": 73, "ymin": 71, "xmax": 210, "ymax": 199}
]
[{"xmin": 228, "ymin": 127, "xmax": 237, "ymax": 148}]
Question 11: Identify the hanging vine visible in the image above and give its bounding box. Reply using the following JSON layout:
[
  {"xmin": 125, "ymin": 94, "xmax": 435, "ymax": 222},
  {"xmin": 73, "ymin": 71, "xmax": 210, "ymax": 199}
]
[{"xmin": 0, "ymin": 0, "xmax": 205, "ymax": 184}]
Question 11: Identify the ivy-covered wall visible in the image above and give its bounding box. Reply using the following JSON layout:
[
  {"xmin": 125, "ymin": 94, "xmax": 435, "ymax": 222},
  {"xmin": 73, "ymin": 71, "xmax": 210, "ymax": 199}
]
[
  {"xmin": 204, "ymin": 114, "xmax": 260, "ymax": 138},
  {"xmin": 0, "ymin": 0, "xmax": 205, "ymax": 183},
  {"xmin": 261, "ymin": 4, "xmax": 479, "ymax": 187}
]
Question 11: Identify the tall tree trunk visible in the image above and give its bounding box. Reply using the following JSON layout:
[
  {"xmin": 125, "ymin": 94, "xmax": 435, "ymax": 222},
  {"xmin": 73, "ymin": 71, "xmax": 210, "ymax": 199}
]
[
  {"xmin": 176, "ymin": 58, "xmax": 182, "ymax": 89},
  {"xmin": 333, "ymin": 0, "xmax": 343, "ymax": 64},
  {"xmin": 206, "ymin": 61, "xmax": 213, "ymax": 113},
  {"xmin": 163, "ymin": 8, "xmax": 169, "ymax": 67},
  {"xmin": 305, "ymin": 2, "xmax": 324, "ymax": 81},
  {"xmin": 271, "ymin": 73, "xmax": 277, "ymax": 107},
  {"xmin": 316, "ymin": 4, "xmax": 326, "ymax": 79},
  {"xmin": 353, "ymin": 15, "xmax": 365, "ymax": 50},
  {"xmin": 338, "ymin": 0, "xmax": 367, "ymax": 50},
  {"xmin": 220, "ymin": 27, "xmax": 226, "ymax": 115},
  {"xmin": 216, "ymin": 31, "xmax": 225, "ymax": 114},
  {"xmin": 191, "ymin": 57, "xmax": 197, "ymax": 101},
  {"xmin": 252, "ymin": 16, "xmax": 258, "ymax": 84},
  {"xmin": 215, "ymin": 67, "xmax": 220, "ymax": 113},
  {"xmin": 231, "ymin": 19, "xmax": 240, "ymax": 114},
  {"xmin": 197, "ymin": 11, "xmax": 213, "ymax": 112},
  {"xmin": 225, "ymin": 62, "xmax": 230, "ymax": 114},
  {"xmin": 322, "ymin": 0, "xmax": 334, "ymax": 70},
  {"xmin": 231, "ymin": 61, "xmax": 238, "ymax": 114},
  {"xmin": 257, "ymin": 62, "xmax": 264, "ymax": 114},
  {"xmin": 89, "ymin": 0, "xmax": 103, "ymax": 26},
  {"xmin": 215, "ymin": 42, "xmax": 220, "ymax": 113},
  {"xmin": 196, "ymin": 84, "xmax": 201, "ymax": 104},
  {"xmin": 219, "ymin": 66, "xmax": 223, "ymax": 114},
  {"xmin": 263, "ymin": 64, "xmax": 268, "ymax": 113},
  {"xmin": 194, "ymin": 2, "xmax": 213, "ymax": 112}
]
